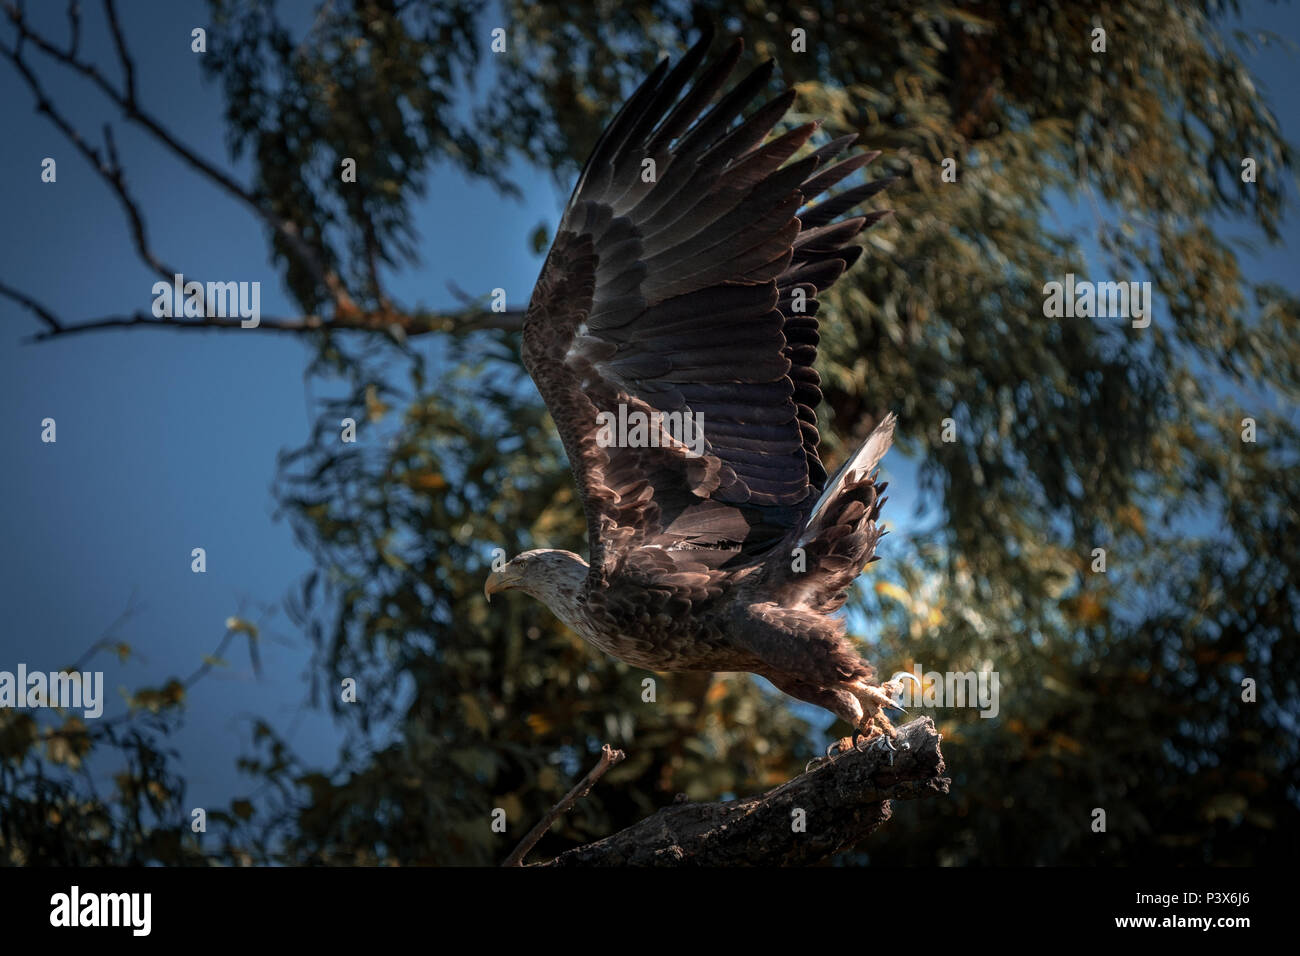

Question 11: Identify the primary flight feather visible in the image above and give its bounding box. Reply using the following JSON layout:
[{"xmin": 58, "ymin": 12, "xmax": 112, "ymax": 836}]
[{"xmin": 486, "ymin": 26, "xmax": 903, "ymax": 744}]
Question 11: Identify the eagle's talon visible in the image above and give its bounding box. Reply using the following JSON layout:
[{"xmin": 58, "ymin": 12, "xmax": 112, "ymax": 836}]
[
  {"xmin": 824, "ymin": 734, "xmax": 859, "ymax": 759},
  {"xmin": 872, "ymin": 734, "xmax": 898, "ymax": 765},
  {"xmin": 805, "ymin": 751, "xmax": 838, "ymax": 773}
]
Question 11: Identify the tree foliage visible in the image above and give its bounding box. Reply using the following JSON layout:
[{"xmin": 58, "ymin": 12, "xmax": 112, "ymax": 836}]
[{"xmin": 2, "ymin": 0, "xmax": 1297, "ymax": 865}]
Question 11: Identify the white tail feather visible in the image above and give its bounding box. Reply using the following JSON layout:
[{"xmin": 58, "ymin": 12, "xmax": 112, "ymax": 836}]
[{"xmin": 797, "ymin": 412, "xmax": 896, "ymax": 546}]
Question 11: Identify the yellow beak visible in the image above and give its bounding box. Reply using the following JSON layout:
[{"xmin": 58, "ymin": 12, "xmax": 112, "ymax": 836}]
[{"xmin": 484, "ymin": 568, "xmax": 516, "ymax": 602}]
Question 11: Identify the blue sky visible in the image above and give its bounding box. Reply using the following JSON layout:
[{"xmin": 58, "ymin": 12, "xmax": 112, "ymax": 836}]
[{"xmin": 2, "ymin": 1, "xmax": 1297, "ymax": 817}]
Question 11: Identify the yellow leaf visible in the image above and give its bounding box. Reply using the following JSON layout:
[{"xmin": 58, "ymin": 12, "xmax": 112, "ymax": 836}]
[
  {"xmin": 460, "ymin": 694, "xmax": 490, "ymax": 734},
  {"xmin": 875, "ymin": 580, "xmax": 912, "ymax": 609},
  {"xmin": 1051, "ymin": 733, "xmax": 1083, "ymax": 755},
  {"xmin": 525, "ymin": 712, "xmax": 551, "ymax": 735},
  {"xmin": 161, "ymin": 679, "xmax": 186, "ymax": 706},
  {"xmin": 224, "ymin": 617, "xmax": 259, "ymax": 639},
  {"xmin": 1118, "ymin": 504, "xmax": 1146, "ymax": 536},
  {"xmin": 365, "ymin": 384, "xmax": 389, "ymax": 422},
  {"xmin": 1201, "ymin": 793, "xmax": 1247, "ymax": 823},
  {"xmin": 408, "ymin": 470, "xmax": 447, "ymax": 491},
  {"xmin": 1066, "ymin": 593, "xmax": 1105, "ymax": 624}
]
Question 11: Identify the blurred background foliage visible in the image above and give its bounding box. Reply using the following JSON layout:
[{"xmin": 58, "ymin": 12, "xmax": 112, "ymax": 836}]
[{"xmin": 2, "ymin": 0, "xmax": 1298, "ymax": 865}]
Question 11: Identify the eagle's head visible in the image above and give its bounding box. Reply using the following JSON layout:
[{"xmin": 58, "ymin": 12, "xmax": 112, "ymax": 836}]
[{"xmin": 484, "ymin": 549, "xmax": 588, "ymax": 610}]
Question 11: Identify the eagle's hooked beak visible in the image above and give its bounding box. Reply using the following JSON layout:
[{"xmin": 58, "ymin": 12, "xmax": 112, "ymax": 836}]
[{"xmin": 484, "ymin": 567, "xmax": 521, "ymax": 602}]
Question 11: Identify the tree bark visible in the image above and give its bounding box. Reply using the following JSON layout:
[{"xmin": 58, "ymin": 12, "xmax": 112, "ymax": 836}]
[{"xmin": 543, "ymin": 717, "xmax": 948, "ymax": 866}]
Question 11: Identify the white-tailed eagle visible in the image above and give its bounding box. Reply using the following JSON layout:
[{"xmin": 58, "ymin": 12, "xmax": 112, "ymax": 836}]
[{"xmin": 486, "ymin": 27, "xmax": 903, "ymax": 745}]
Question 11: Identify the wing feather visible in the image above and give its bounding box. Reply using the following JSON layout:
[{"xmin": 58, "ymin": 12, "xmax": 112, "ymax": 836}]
[{"xmin": 522, "ymin": 31, "xmax": 891, "ymax": 582}]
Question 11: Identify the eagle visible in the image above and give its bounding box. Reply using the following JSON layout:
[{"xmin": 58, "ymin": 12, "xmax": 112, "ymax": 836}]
[{"xmin": 485, "ymin": 26, "xmax": 904, "ymax": 749}]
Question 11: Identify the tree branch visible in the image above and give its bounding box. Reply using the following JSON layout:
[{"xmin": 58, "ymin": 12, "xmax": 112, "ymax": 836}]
[
  {"xmin": 102, "ymin": 0, "xmax": 133, "ymax": 105},
  {"xmin": 541, "ymin": 717, "xmax": 948, "ymax": 866},
  {"xmin": 0, "ymin": 281, "xmax": 526, "ymax": 343},
  {"xmin": 64, "ymin": 0, "xmax": 79, "ymax": 58},
  {"xmin": 0, "ymin": 280, "xmax": 62, "ymax": 334},
  {"xmin": 503, "ymin": 743, "xmax": 625, "ymax": 867},
  {"xmin": 0, "ymin": 4, "xmax": 534, "ymax": 344},
  {"xmin": 0, "ymin": 36, "xmax": 182, "ymax": 282},
  {"xmin": 3, "ymin": 0, "xmax": 353, "ymax": 310}
]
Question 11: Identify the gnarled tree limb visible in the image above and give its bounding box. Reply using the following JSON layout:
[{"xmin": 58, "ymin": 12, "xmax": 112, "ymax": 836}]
[
  {"xmin": 543, "ymin": 717, "xmax": 948, "ymax": 866},
  {"xmin": 0, "ymin": 2, "xmax": 533, "ymax": 345}
]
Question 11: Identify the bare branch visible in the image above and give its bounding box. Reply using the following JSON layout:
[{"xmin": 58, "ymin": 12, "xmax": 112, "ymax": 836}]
[
  {"xmin": 67, "ymin": 592, "xmax": 144, "ymax": 672},
  {"xmin": 65, "ymin": 0, "xmax": 78, "ymax": 57},
  {"xmin": 504, "ymin": 743, "xmax": 626, "ymax": 867},
  {"xmin": 0, "ymin": 4, "xmax": 535, "ymax": 344},
  {"xmin": 541, "ymin": 718, "xmax": 949, "ymax": 866},
  {"xmin": 22, "ymin": 311, "xmax": 327, "ymax": 342},
  {"xmin": 2, "ymin": 1, "xmax": 354, "ymax": 310},
  {"xmin": 0, "ymin": 38, "xmax": 181, "ymax": 282},
  {"xmin": 0, "ymin": 281, "xmax": 526, "ymax": 342},
  {"xmin": 39, "ymin": 616, "xmax": 267, "ymax": 744},
  {"xmin": 102, "ymin": 0, "xmax": 132, "ymax": 104},
  {"xmin": 0, "ymin": 280, "xmax": 62, "ymax": 333}
]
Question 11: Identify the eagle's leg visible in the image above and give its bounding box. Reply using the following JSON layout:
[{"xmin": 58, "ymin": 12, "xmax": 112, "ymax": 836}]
[
  {"xmin": 775, "ymin": 675, "xmax": 903, "ymax": 770},
  {"xmin": 850, "ymin": 679, "xmax": 904, "ymax": 745},
  {"xmin": 767, "ymin": 678, "xmax": 867, "ymax": 771}
]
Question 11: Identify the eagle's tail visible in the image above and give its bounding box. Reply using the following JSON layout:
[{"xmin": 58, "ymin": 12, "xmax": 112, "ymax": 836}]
[{"xmin": 779, "ymin": 413, "xmax": 895, "ymax": 613}]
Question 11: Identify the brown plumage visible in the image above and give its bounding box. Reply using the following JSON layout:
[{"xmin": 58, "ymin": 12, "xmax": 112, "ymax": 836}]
[{"xmin": 485, "ymin": 26, "xmax": 902, "ymax": 742}]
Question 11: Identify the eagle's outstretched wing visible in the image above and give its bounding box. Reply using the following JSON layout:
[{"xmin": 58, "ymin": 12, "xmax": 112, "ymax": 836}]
[{"xmin": 522, "ymin": 27, "xmax": 891, "ymax": 583}]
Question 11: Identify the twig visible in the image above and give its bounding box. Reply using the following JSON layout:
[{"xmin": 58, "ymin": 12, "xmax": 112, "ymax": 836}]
[
  {"xmin": 503, "ymin": 743, "xmax": 626, "ymax": 867},
  {"xmin": 0, "ymin": 3, "xmax": 532, "ymax": 343},
  {"xmin": 40, "ymin": 616, "xmax": 261, "ymax": 742},
  {"xmin": 0, "ymin": 37, "xmax": 181, "ymax": 282},
  {"xmin": 0, "ymin": 285, "xmax": 527, "ymax": 342},
  {"xmin": 0, "ymin": 280, "xmax": 61, "ymax": 333},
  {"xmin": 8, "ymin": 305, "xmax": 331, "ymax": 341},
  {"xmin": 67, "ymin": 592, "xmax": 144, "ymax": 672},
  {"xmin": 102, "ymin": 0, "xmax": 133, "ymax": 104},
  {"xmin": 3, "ymin": 0, "xmax": 352, "ymax": 310},
  {"xmin": 64, "ymin": 0, "xmax": 78, "ymax": 58}
]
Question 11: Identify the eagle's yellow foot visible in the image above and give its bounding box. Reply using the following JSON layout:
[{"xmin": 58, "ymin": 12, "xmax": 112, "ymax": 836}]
[
  {"xmin": 851, "ymin": 686, "xmax": 907, "ymax": 762},
  {"xmin": 805, "ymin": 682, "xmax": 906, "ymax": 773},
  {"xmin": 855, "ymin": 714, "xmax": 909, "ymax": 765},
  {"xmin": 850, "ymin": 680, "xmax": 903, "ymax": 735},
  {"xmin": 859, "ymin": 680, "xmax": 905, "ymax": 717}
]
